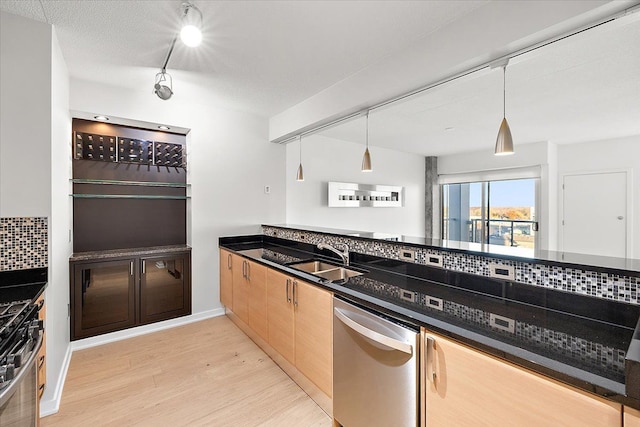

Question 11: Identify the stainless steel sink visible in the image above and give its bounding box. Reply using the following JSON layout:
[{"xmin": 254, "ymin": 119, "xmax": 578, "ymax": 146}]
[
  {"xmin": 288, "ymin": 260, "xmax": 364, "ymax": 282},
  {"xmin": 289, "ymin": 260, "xmax": 342, "ymax": 273}
]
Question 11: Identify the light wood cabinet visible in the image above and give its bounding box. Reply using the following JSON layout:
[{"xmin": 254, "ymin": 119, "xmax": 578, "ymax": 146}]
[
  {"xmin": 231, "ymin": 255, "xmax": 249, "ymax": 323},
  {"xmin": 266, "ymin": 268, "xmax": 333, "ymax": 397},
  {"xmin": 219, "ymin": 249, "xmax": 233, "ymax": 309},
  {"xmin": 294, "ymin": 280, "xmax": 333, "ymax": 398},
  {"xmin": 422, "ymin": 330, "xmax": 622, "ymax": 427},
  {"xmin": 231, "ymin": 255, "xmax": 268, "ymax": 341},
  {"xmin": 266, "ymin": 269, "xmax": 295, "ymax": 364},
  {"xmin": 625, "ymin": 407, "xmax": 640, "ymax": 427},
  {"xmin": 36, "ymin": 293, "xmax": 46, "ymax": 407}
]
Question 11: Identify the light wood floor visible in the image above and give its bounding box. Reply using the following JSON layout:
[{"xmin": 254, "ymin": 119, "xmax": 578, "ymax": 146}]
[{"xmin": 42, "ymin": 316, "xmax": 331, "ymax": 427}]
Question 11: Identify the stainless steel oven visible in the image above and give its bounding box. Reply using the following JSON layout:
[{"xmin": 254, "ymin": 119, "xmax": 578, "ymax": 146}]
[
  {"xmin": 0, "ymin": 300, "xmax": 43, "ymax": 427},
  {"xmin": 333, "ymin": 297, "xmax": 419, "ymax": 427}
]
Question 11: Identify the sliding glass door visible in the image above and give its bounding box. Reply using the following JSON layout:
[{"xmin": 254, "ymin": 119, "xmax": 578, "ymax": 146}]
[{"xmin": 442, "ymin": 178, "xmax": 538, "ymax": 249}]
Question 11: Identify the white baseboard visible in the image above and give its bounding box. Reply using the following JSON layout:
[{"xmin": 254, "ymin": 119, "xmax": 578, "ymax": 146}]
[
  {"xmin": 71, "ymin": 309, "xmax": 224, "ymax": 351},
  {"xmin": 39, "ymin": 309, "xmax": 225, "ymax": 417},
  {"xmin": 40, "ymin": 343, "xmax": 72, "ymax": 417}
]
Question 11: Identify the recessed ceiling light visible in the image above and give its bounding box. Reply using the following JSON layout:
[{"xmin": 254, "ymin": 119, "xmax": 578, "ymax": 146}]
[
  {"xmin": 158, "ymin": 125, "xmax": 171, "ymax": 130},
  {"xmin": 94, "ymin": 115, "xmax": 109, "ymax": 121}
]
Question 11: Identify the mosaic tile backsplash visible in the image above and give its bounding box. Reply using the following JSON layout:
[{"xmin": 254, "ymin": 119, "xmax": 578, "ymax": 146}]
[
  {"xmin": 263, "ymin": 225, "xmax": 639, "ymax": 305},
  {"xmin": 0, "ymin": 217, "xmax": 48, "ymax": 271}
]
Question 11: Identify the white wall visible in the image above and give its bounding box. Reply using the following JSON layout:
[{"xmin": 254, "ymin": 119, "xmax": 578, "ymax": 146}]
[
  {"xmin": 557, "ymin": 136, "xmax": 640, "ymax": 257},
  {"xmin": 70, "ymin": 79, "xmax": 286, "ymax": 315},
  {"xmin": 286, "ymin": 134, "xmax": 425, "ymax": 236},
  {"xmin": 0, "ymin": 11, "xmax": 72, "ymax": 415},
  {"xmin": 45, "ymin": 26, "xmax": 72, "ymax": 414},
  {"xmin": 0, "ymin": 12, "xmax": 51, "ymax": 216}
]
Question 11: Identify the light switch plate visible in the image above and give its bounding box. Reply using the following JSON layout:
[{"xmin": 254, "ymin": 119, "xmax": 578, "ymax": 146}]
[
  {"xmin": 425, "ymin": 253, "xmax": 443, "ymax": 267},
  {"xmin": 489, "ymin": 263, "xmax": 515, "ymax": 280},
  {"xmin": 400, "ymin": 249, "xmax": 415, "ymax": 262}
]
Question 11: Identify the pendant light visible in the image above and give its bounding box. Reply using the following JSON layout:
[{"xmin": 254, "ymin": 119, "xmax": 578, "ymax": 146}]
[
  {"xmin": 494, "ymin": 64, "xmax": 514, "ymax": 156},
  {"xmin": 361, "ymin": 111, "xmax": 372, "ymax": 172},
  {"xmin": 296, "ymin": 135, "xmax": 304, "ymax": 182}
]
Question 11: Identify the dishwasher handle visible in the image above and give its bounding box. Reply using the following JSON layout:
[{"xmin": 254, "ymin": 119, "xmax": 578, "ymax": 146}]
[{"xmin": 334, "ymin": 307, "xmax": 413, "ymax": 355}]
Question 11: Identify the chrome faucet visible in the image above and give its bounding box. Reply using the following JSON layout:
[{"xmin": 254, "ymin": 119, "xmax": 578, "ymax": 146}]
[{"xmin": 317, "ymin": 242, "xmax": 350, "ymax": 266}]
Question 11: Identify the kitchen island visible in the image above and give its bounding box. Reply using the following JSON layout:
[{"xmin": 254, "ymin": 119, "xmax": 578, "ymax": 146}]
[{"xmin": 220, "ymin": 226, "xmax": 640, "ymax": 425}]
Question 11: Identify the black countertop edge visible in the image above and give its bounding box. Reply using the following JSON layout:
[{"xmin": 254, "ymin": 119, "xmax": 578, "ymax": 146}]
[
  {"xmin": 218, "ymin": 238, "xmax": 640, "ymax": 410},
  {"xmin": 70, "ymin": 244, "xmax": 192, "ymax": 261},
  {"xmin": 261, "ymin": 224, "xmax": 640, "ymax": 277},
  {"xmin": 0, "ymin": 267, "xmax": 47, "ymax": 287}
]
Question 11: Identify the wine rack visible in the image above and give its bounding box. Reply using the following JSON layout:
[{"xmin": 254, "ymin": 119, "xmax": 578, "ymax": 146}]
[
  {"xmin": 73, "ymin": 132, "xmax": 185, "ymax": 168},
  {"xmin": 118, "ymin": 138, "xmax": 152, "ymax": 164},
  {"xmin": 75, "ymin": 132, "xmax": 116, "ymax": 162},
  {"xmin": 154, "ymin": 142, "xmax": 184, "ymax": 167}
]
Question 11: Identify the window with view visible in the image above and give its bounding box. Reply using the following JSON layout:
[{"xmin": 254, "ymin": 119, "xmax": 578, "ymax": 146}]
[{"xmin": 442, "ymin": 178, "xmax": 538, "ymax": 249}]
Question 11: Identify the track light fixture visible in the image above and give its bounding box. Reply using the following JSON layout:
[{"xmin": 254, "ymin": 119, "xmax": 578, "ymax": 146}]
[
  {"xmin": 154, "ymin": 69, "xmax": 173, "ymax": 100},
  {"xmin": 296, "ymin": 135, "xmax": 304, "ymax": 182},
  {"xmin": 494, "ymin": 62, "xmax": 514, "ymax": 156},
  {"xmin": 361, "ymin": 111, "xmax": 372, "ymax": 172},
  {"xmin": 153, "ymin": 2, "xmax": 203, "ymax": 100},
  {"xmin": 180, "ymin": 2, "xmax": 203, "ymax": 47}
]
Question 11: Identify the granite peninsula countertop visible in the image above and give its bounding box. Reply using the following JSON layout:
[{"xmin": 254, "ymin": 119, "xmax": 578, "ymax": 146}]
[
  {"xmin": 70, "ymin": 244, "xmax": 191, "ymax": 261},
  {"xmin": 220, "ymin": 234, "xmax": 640, "ymax": 410}
]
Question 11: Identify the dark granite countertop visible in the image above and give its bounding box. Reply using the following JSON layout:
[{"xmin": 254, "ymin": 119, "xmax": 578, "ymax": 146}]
[
  {"xmin": 220, "ymin": 234, "xmax": 640, "ymax": 410},
  {"xmin": 264, "ymin": 223, "xmax": 640, "ymax": 275},
  {"xmin": 70, "ymin": 244, "xmax": 191, "ymax": 261}
]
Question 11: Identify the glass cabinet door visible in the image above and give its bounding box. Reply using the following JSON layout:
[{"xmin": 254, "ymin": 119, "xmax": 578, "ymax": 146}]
[
  {"xmin": 72, "ymin": 259, "xmax": 136, "ymax": 340},
  {"xmin": 140, "ymin": 253, "xmax": 191, "ymax": 324}
]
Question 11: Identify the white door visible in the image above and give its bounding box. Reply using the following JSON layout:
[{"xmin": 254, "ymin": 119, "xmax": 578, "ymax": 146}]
[{"xmin": 562, "ymin": 172, "xmax": 627, "ymax": 258}]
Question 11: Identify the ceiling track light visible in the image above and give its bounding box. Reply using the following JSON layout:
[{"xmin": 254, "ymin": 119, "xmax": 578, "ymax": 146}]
[
  {"xmin": 296, "ymin": 135, "xmax": 304, "ymax": 182},
  {"xmin": 361, "ymin": 111, "xmax": 372, "ymax": 172},
  {"xmin": 494, "ymin": 63, "xmax": 514, "ymax": 156},
  {"xmin": 153, "ymin": 2, "xmax": 203, "ymax": 100},
  {"xmin": 180, "ymin": 2, "xmax": 203, "ymax": 47}
]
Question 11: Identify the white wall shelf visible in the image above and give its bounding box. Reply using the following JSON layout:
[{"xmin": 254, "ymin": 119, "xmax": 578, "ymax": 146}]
[{"xmin": 328, "ymin": 182, "xmax": 404, "ymax": 208}]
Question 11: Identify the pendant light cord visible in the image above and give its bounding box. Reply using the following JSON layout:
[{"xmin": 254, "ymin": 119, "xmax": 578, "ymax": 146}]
[
  {"xmin": 299, "ymin": 135, "xmax": 302, "ymax": 162},
  {"xmin": 503, "ymin": 66, "xmax": 506, "ymax": 118},
  {"xmin": 366, "ymin": 111, "xmax": 369, "ymax": 148}
]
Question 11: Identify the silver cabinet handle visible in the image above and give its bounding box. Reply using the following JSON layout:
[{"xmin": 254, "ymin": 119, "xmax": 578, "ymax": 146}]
[
  {"xmin": 227, "ymin": 253, "xmax": 232, "ymax": 269},
  {"xmin": 130, "ymin": 261, "xmax": 133, "ymax": 276},
  {"xmin": 242, "ymin": 260, "xmax": 246, "ymax": 278},
  {"xmin": 286, "ymin": 278, "xmax": 292, "ymax": 303},
  {"xmin": 334, "ymin": 307, "xmax": 413, "ymax": 355},
  {"xmin": 426, "ymin": 336, "xmax": 436, "ymax": 382},
  {"xmin": 246, "ymin": 262, "xmax": 251, "ymax": 281},
  {"xmin": 293, "ymin": 281, "xmax": 298, "ymax": 306},
  {"xmin": 142, "ymin": 260, "xmax": 146, "ymax": 274}
]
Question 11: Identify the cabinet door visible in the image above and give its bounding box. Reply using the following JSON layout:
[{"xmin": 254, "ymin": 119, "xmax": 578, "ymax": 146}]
[
  {"xmin": 266, "ymin": 269, "xmax": 295, "ymax": 364},
  {"xmin": 625, "ymin": 407, "xmax": 640, "ymax": 427},
  {"xmin": 232, "ymin": 256, "xmax": 249, "ymax": 323},
  {"xmin": 72, "ymin": 259, "xmax": 136, "ymax": 340},
  {"xmin": 139, "ymin": 252, "xmax": 191, "ymax": 324},
  {"xmin": 36, "ymin": 294, "xmax": 46, "ymax": 400},
  {"xmin": 423, "ymin": 330, "xmax": 621, "ymax": 427},
  {"xmin": 294, "ymin": 280, "xmax": 333, "ymax": 398},
  {"xmin": 247, "ymin": 260, "xmax": 268, "ymax": 342},
  {"xmin": 219, "ymin": 249, "xmax": 233, "ymax": 309}
]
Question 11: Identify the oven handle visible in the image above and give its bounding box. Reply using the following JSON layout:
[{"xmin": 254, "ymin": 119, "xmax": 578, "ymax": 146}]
[
  {"xmin": 0, "ymin": 333, "xmax": 43, "ymax": 407},
  {"xmin": 334, "ymin": 307, "xmax": 413, "ymax": 355}
]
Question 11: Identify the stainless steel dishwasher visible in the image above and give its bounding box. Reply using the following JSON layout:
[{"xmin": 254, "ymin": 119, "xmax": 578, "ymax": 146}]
[{"xmin": 333, "ymin": 297, "xmax": 419, "ymax": 427}]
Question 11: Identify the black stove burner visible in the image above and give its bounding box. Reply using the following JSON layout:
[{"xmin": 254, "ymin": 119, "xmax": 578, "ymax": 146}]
[{"xmin": 0, "ymin": 301, "xmax": 31, "ymax": 338}]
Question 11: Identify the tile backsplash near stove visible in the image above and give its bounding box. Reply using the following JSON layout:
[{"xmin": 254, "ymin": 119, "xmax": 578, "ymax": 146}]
[
  {"xmin": 0, "ymin": 217, "xmax": 48, "ymax": 271},
  {"xmin": 263, "ymin": 225, "xmax": 639, "ymax": 305}
]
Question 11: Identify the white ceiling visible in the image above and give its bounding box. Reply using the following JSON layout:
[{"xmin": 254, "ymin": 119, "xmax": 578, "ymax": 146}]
[
  {"xmin": 318, "ymin": 11, "xmax": 640, "ymax": 156},
  {"xmin": 0, "ymin": 0, "xmax": 488, "ymax": 117}
]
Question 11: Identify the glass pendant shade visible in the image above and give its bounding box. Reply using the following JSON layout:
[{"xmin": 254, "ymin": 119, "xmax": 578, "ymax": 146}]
[
  {"xmin": 494, "ymin": 65, "xmax": 514, "ymax": 156},
  {"xmin": 361, "ymin": 111, "xmax": 372, "ymax": 172},
  {"xmin": 296, "ymin": 135, "xmax": 304, "ymax": 181},
  {"xmin": 494, "ymin": 117, "xmax": 514, "ymax": 155},
  {"xmin": 361, "ymin": 147, "xmax": 372, "ymax": 172}
]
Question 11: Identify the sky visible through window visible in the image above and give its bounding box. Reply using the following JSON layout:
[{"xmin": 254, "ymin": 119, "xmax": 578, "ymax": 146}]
[{"xmin": 469, "ymin": 179, "xmax": 535, "ymax": 207}]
